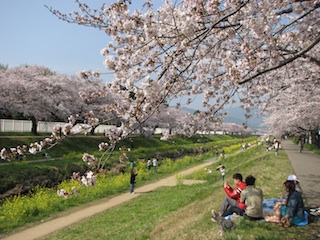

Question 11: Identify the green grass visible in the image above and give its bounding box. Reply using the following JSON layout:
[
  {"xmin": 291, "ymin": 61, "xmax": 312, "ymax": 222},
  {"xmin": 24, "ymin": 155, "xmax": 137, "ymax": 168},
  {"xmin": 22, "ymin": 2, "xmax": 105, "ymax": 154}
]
[
  {"xmin": 0, "ymin": 134, "xmax": 253, "ymax": 160},
  {"xmin": 305, "ymin": 144, "xmax": 320, "ymax": 155},
  {"xmin": 0, "ymin": 135, "xmax": 257, "ymax": 235},
  {"xmin": 41, "ymin": 145, "xmax": 320, "ymax": 240}
]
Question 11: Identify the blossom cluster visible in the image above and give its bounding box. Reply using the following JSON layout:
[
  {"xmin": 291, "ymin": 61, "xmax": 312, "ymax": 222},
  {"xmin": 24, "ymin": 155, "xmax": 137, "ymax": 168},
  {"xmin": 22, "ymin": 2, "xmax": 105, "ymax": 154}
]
[
  {"xmin": 82, "ymin": 153, "xmax": 99, "ymax": 166},
  {"xmin": 57, "ymin": 186, "xmax": 78, "ymax": 199},
  {"xmin": 98, "ymin": 142, "xmax": 109, "ymax": 152},
  {"xmin": 81, "ymin": 171, "xmax": 96, "ymax": 186},
  {"xmin": 0, "ymin": 145, "xmax": 27, "ymax": 161}
]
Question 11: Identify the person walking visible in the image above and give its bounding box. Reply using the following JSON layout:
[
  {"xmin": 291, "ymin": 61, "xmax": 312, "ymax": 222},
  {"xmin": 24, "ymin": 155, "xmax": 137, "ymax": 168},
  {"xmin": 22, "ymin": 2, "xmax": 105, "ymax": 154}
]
[
  {"xmin": 274, "ymin": 139, "xmax": 281, "ymax": 156},
  {"xmin": 299, "ymin": 136, "xmax": 305, "ymax": 153},
  {"xmin": 130, "ymin": 167, "xmax": 138, "ymax": 194},
  {"xmin": 221, "ymin": 149, "xmax": 226, "ymax": 159}
]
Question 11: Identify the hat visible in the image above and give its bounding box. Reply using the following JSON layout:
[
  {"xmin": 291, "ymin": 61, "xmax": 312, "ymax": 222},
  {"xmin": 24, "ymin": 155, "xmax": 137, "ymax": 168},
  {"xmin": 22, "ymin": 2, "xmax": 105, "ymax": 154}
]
[{"xmin": 287, "ymin": 174, "xmax": 300, "ymax": 182}]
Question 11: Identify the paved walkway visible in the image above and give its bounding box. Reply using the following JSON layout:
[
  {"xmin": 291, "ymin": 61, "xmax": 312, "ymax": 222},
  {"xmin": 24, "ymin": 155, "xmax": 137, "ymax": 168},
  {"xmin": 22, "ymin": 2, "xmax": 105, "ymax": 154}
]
[
  {"xmin": 281, "ymin": 140, "xmax": 320, "ymax": 208},
  {"xmin": 1, "ymin": 160, "xmax": 215, "ymax": 240}
]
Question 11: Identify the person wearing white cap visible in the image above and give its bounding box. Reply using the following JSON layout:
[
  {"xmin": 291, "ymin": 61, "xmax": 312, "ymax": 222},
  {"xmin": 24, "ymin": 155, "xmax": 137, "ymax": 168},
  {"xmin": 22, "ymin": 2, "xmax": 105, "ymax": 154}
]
[
  {"xmin": 287, "ymin": 175, "xmax": 302, "ymax": 193},
  {"xmin": 265, "ymin": 180, "xmax": 306, "ymax": 226}
]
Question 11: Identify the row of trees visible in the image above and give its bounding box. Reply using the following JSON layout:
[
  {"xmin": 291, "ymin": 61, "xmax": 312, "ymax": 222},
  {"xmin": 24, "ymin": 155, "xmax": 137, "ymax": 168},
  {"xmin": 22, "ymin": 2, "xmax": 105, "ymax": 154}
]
[
  {"xmin": 0, "ymin": 64, "xmax": 109, "ymax": 134},
  {"xmin": 0, "ymin": 64, "xmax": 250, "ymax": 137},
  {"xmin": 260, "ymin": 58, "xmax": 320, "ymax": 140}
]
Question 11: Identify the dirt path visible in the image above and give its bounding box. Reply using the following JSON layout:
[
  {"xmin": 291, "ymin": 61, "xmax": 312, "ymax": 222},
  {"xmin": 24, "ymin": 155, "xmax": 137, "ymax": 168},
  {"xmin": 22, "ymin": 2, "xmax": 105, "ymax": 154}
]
[{"xmin": 1, "ymin": 159, "xmax": 215, "ymax": 240}]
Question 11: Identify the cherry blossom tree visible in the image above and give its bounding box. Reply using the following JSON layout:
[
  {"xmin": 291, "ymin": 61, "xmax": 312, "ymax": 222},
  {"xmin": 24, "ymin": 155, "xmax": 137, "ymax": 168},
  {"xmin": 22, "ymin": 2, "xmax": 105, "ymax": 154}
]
[
  {"xmin": 76, "ymin": 76, "xmax": 123, "ymax": 134},
  {"xmin": 0, "ymin": 65, "xmax": 84, "ymax": 134},
  {"xmin": 46, "ymin": 0, "xmax": 319, "ymax": 134},
  {"xmin": 219, "ymin": 122, "xmax": 252, "ymax": 135},
  {"xmin": 140, "ymin": 106, "xmax": 198, "ymax": 138},
  {"xmin": 260, "ymin": 57, "xmax": 320, "ymax": 140}
]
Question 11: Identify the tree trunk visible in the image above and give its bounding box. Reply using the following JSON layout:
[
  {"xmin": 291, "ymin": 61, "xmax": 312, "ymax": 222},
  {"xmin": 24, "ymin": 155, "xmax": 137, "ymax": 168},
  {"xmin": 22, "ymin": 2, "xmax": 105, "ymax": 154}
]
[
  {"xmin": 31, "ymin": 117, "xmax": 38, "ymax": 135},
  {"xmin": 90, "ymin": 126, "xmax": 96, "ymax": 135},
  {"xmin": 311, "ymin": 130, "xmax": 320, "ymax": 147}
]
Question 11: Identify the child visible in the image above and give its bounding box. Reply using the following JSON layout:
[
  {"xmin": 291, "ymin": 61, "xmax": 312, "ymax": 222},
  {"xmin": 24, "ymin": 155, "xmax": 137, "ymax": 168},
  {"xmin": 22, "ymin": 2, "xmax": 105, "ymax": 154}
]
[
  {"xmin": 216, "ymin": 164, "xmax": 226, "ymax": 181},
  {"xmin": 220, "ymin": 166, "xmax": 226, "ymax": 181}
]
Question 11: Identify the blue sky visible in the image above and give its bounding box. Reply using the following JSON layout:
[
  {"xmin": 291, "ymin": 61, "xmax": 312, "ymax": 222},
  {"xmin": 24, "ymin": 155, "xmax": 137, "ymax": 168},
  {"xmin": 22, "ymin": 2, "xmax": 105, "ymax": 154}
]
[
  {"xmin": 0, "ymin": 0, "xmax": 118, "ymax": 82},
  {"xmin": 0, "ymin": 0, "xmax": 166, "ymax": 82}
]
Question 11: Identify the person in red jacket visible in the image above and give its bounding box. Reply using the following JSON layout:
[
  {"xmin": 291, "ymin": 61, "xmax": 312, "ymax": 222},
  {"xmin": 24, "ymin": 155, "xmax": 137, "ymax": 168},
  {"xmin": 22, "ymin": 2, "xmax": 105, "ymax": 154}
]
[{"xmin": 219, "ymin": 173, "xmax": 247, "ymax": 217}]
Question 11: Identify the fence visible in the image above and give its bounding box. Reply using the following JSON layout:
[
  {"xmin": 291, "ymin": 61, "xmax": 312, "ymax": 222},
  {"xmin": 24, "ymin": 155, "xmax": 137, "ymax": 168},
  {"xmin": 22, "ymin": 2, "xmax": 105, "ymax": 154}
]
[
  {"xmin": 0, "ymin": 119, "xmax": 114, "ymax": 134},
  {"xmin": 0, "ymin": 119, "xmax": 223, "ymax": 135}
]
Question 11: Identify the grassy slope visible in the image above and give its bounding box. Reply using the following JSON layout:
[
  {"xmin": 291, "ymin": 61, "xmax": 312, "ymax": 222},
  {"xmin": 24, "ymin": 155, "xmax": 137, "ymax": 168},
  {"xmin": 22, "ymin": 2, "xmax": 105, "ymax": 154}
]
[
  {"xmin": 42, "ymin": 145, "xmax": 320, "ymax": 240},
  {"xmin": 0, "ymin": 134, "xmax": 245, "ymax": 159},
  {"xmin": 0, "ymin": 134, "xmax": 256, "ymax": 235},
  {"xmin": 0, "ymin": 134, "xmax": 251, "ymax": 188}
]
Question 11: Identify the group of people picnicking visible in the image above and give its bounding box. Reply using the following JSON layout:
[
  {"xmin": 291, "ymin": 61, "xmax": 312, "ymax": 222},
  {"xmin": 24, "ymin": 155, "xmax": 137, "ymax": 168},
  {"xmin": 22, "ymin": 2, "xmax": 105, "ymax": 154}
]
[
  {"xmin": 212, "ymin": 172, "xmax": 307, "ymax": 227},
  {"xmin": 129, "ymin": 155, "xmax": 308, "ymax": 226}
]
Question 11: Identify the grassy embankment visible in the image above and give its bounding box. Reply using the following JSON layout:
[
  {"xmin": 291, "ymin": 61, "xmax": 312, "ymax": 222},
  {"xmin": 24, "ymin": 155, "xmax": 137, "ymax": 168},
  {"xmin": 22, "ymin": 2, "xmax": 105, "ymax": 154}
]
[
  {"xmin": 42, "ymin": 143, "xmax": 320, "ymax": 240},
  {"xmin": 0, "ymin": 134, "xmax": 256, "ymax": 235},
  {"xmin": 0, "ymin": 134, "xmax": 253, "ymax": 195}
]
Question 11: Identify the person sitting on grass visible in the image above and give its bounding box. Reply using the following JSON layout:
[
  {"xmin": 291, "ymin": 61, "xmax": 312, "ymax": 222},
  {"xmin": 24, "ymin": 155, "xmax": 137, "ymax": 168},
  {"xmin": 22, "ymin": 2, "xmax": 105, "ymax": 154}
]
[
  {"xmin": 240, "ymin": 175, "xmax": 264, "ymax": 221},
  {"xmin": 287, "ymin": 174, "xmax": 302, "ymax": 193},
  {"xmin": 218, "ymin": 173, "xmax": 247, "ymax": 217},
  {"xmin": 265, "ymin": 180, "xmax": 306, "ymax": 227}
]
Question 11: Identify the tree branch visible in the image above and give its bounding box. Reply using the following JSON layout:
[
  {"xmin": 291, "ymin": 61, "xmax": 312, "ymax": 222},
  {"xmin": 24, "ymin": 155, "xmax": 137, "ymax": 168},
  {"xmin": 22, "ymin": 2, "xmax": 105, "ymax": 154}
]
[{"xmin": 237, "ymin": 34, "xmax": 320, "ymax": 85}]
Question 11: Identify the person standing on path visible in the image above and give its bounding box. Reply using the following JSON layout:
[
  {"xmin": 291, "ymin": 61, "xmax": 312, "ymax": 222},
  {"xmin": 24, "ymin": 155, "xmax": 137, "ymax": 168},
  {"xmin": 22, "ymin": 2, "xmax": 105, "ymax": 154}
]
[
  {"xmin": 274, "ymin": 139, "xmax": 281, "ymax": 156},
  {"xmin": 130, "ymin": 167, "xmax": 138, "ymax": 194},
  {"xmin": 298, "ymin": 136, "xmax": 305, "ymax": 153}
]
